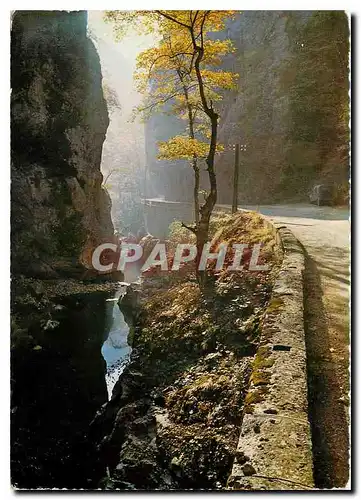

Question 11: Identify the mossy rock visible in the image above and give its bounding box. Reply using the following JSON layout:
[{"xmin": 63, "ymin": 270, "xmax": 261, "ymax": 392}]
[
  {"xmin": 266, "ymin": 297, "xmax": 284, "ymax": 313},
  {"xmin": 244, "ymin": 386, "xmax": 269, "ymax": 413},
  {"xmin": 250, "ymin": 370, "xmax": 271, "ymax": 387}
]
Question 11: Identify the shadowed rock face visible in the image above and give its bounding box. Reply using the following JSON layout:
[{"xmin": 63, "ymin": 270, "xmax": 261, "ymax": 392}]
[
  {"xmin": 11, "ymin": 10, "xmax": 113, "ymax": 278},
  {"xmin": 11, "ymin": 290, "xmax": 111, "ymax": 489},
  {"xmin": 144, "ymin": 11, "xmax": 349, "ymax": 205},
  {"xmin": 10, "ymin": 11, "xmax": 118, "ymax": 489}
]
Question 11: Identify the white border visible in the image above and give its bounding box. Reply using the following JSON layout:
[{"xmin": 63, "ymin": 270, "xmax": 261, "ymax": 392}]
[{"xmin": 1, "ymin": 4, "xmax": 355, "ymax": 498}]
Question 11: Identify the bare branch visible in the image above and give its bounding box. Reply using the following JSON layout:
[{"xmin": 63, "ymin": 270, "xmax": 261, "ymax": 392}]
[
  {"xmin": 199, "ymin": 11, "xmax": 210, "ymax": 49},
  {"xmin": 139, "ymin": 81, "xmax": 202, "ymax": 116},
  {"xmin": 103, "ymin": 169, "xmax": 117, "ymax": 184},
  {"xmin": 156, "ymin": 10, "xmax": 191, "ymax": 29},
  {"xmin": 181, "ymin": 221, "xmax": 197, "ymax": 234},
  {"xmin": 147, "ymin": 51, "xmax": 194, "ymax": 80}
]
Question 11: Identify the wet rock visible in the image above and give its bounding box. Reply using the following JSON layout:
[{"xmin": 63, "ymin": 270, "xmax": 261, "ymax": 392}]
[
  {"xmin": 264, "ymin": 408, "xmax": 278, "ymax": 414},
  {"xmin": 118, "ymin": 285, "xmax": 141, "ymax": 326},
  {"xmin": 113, "ymin": 370, "xmax": 148, "ymax": 402},
  {"xmin": 242, "ymin": 463, "xmax": 257, "ymax": 476}
]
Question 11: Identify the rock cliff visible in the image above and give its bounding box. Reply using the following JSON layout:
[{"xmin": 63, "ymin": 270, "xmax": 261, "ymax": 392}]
[
  {"xmin": 11, "ymin": 10, "xmax": 113, "ymax": 278},
  {"xmin": 144, "ymin": 11, "xmax": 349, "ymax": 205}
]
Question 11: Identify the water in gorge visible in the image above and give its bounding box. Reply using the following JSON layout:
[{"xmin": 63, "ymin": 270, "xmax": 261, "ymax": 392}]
[
  {"xmin": 102, "ymin": 285, "xmax": 132, "ymax": 399},
  {"xmin": 101, "ymin": 261, "xmax": 142, "ymax": 399},
  {"xmin": 11, "ymin": 275, "xmax": 140, "ymax": 487},
  {"xmin": 11, "ymin": 290, "xmax": 112, "ymax": 488}
]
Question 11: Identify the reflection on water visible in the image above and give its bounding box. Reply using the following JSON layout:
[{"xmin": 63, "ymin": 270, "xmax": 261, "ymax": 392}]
[{"xmin": 101, "ymin": 286, "xmax": 132, "ymax": 400}]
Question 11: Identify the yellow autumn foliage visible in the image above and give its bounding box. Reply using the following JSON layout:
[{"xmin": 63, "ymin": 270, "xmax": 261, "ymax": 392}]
[
  {"xmin": 105, "ymin": 10, "xmax": 239, "ymax": 116},
  {"xmin": 158, "ymin": 136, "xmax": 224, "ymax": 160}
]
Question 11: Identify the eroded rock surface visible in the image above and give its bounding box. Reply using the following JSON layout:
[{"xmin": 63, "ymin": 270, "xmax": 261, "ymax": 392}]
[
  {"xmin": 11, "ymin": 10, "xmax": 113, "ymax": 278},
  {"xmin": 10, "ymin": 10, "xmax": 116, "ymax": 489}
]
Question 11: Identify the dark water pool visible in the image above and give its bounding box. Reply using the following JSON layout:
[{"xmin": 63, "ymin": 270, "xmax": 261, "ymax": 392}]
[{"xmin": 11, "ymin": 288, "xmax": 130, "ymax": 489}]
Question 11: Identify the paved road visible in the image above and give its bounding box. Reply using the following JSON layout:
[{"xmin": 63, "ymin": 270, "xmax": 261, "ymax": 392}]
[
  {"xmin": 239, "ymin": 203, "xmax": 349, "ymax": 251},
  {"xmin": 145, "ymin": 198, "xmax": 351, "ymax": 487},
  {"xmin": 249, "ymin": 204, "xmax": 350, "ymax": 488}
]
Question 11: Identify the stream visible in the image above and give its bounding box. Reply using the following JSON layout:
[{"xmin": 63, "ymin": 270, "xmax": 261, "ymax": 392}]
[
  {"xmin": 11, "ymin": 278, "xmax": 139, "ymax": 488},
  {"xmin": 102, "ymin": 263, "xmax": 141, "ymax": 399},
  {"xmin": 102, "ymin": 285, "xmax": 132, "ymax": 399},
  {"xmin": 11, "ymin": 257, "xmax": 142, "ymax": 488}
]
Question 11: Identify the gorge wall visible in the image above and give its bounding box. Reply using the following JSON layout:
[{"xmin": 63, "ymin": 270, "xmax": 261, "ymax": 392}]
[
  {"xmin": 10, "ymin": 11, "xmax": 117, "ymax": 488},
  {"xmin": 144, "ymin": 11, "xmax": 349, "ymax": 205},
  {"xmin": 11, "ymin": 10, "xmax": 113, "ymax": 279}
]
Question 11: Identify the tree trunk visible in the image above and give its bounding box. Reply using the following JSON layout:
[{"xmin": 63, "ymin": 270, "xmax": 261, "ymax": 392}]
[
  {"xmin": 196, "ymin": 113, "xmax": 218, "ymax": 286},
  {"xmin": 192, "ymin": 41, "xmax": 219, "ymax": 287},
  {"xmin": 180, "ymin": 73, "xmax": 200, "ymax": 227},
  {"xmin": 164, "ymin": 13, "xmax": 220, "ymax": 287},
  {"xmin": 232, "ymin": 143, "xmax": 240, "ymax": 213},
  {"xmin": 192, "ymin": 159, "xmax": 200, "ymax": 225}
]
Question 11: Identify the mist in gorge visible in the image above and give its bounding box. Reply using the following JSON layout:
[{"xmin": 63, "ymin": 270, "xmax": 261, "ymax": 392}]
[{"xmin": 88, "ymin": 12, "xmax": 152, "ymax": 236}]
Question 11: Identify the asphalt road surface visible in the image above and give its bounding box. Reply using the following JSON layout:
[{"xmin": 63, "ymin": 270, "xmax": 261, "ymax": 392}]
[{"xmin": 248, "ymin": 203, "xmax": 350, "ymax": 488}]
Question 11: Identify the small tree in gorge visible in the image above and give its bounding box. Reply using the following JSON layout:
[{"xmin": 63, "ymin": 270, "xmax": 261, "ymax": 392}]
[
  {"xmin": 150, "ymin": 35, "xmax": 236, "ymax": 226},
  {"xmin": 105, "ymin": 10, "xmax": 238, "ymax": 284}
]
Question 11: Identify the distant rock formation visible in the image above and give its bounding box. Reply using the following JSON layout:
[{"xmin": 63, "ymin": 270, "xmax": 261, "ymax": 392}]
[{"xmin": 144, "ymin": 11, "xmax": 349, "ymax": 205}]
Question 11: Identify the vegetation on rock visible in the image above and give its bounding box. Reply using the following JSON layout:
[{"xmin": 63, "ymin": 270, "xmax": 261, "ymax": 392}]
[{"xmin": 92, "ymin": 211, "xmax": 280, "ymax": 489}]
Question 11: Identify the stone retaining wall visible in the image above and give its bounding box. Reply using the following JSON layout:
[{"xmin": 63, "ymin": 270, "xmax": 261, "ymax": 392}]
[{"xmin": 228, "ymin": 223, "xmax": 315, "ymax": 490}]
